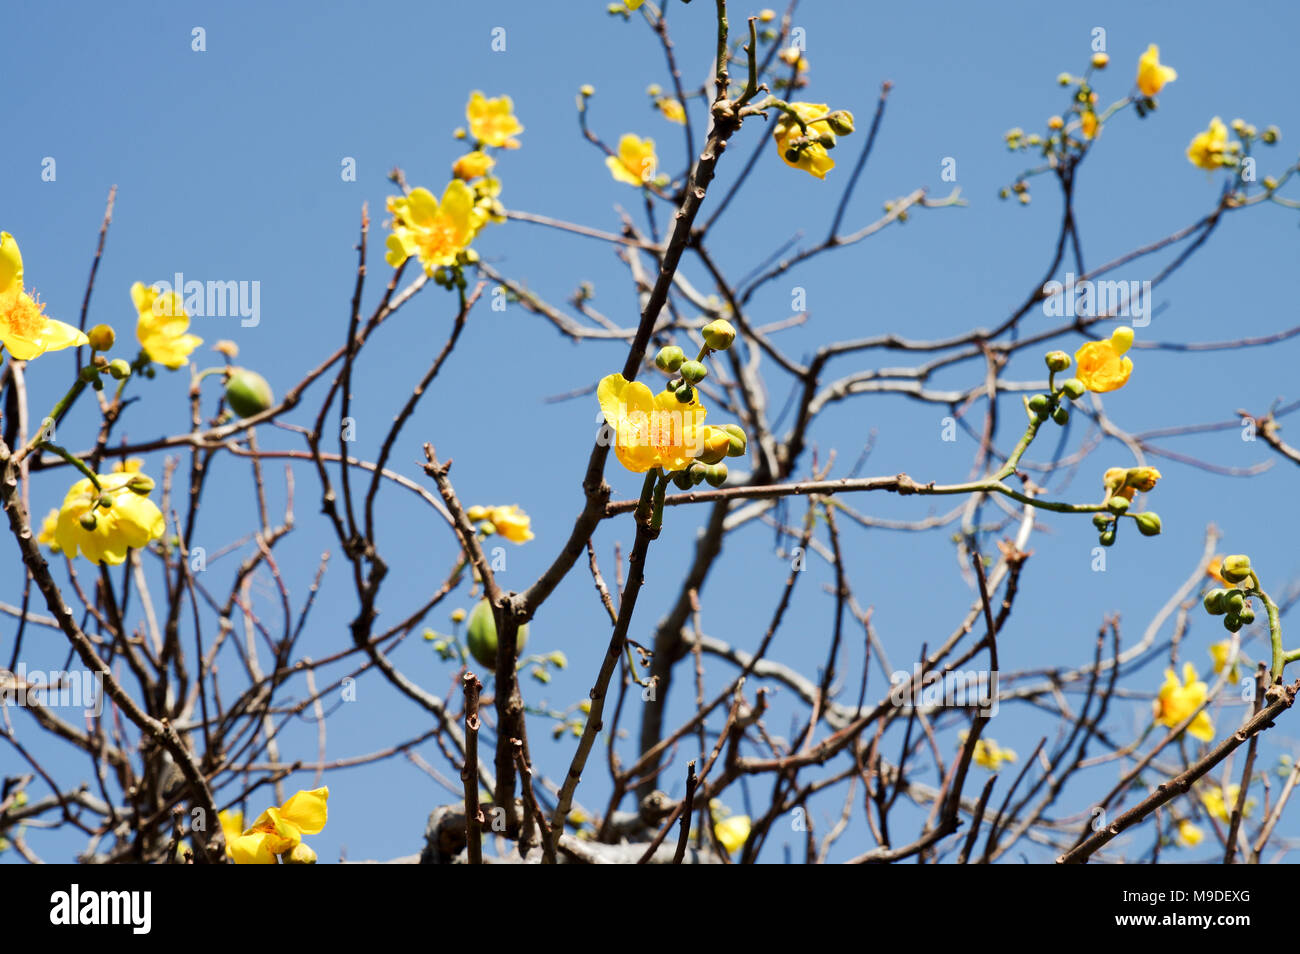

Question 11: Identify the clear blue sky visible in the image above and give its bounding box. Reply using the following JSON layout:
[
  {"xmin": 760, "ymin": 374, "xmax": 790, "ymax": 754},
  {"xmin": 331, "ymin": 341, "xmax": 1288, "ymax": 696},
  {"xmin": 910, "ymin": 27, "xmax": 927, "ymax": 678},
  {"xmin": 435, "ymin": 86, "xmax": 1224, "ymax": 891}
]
[{"xmin": 5, "ymin": 0, "xmax": 1299, "ymax": 863}]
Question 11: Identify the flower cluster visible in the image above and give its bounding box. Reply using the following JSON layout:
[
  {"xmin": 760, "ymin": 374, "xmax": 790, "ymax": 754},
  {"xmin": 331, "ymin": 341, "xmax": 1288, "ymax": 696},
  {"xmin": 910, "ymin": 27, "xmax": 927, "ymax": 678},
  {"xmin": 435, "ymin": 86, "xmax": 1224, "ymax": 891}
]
[
  {"xmin": 769, "ymin": 101, "xmax": 855, "ymax": 180},
  {"xmin": 465, "ymin": 504, "xmax": 534, "ymax": 544},
  {"xmin": 226, "ymin": 787, "xmax": 329, "ymax": 864},
  {"xmin": 598, "ymin": 320, "xmax": 747, "ymax": 488},
  {"xmin": 386, "ymin": 92, "xmax": 520, "ymax": 284}
]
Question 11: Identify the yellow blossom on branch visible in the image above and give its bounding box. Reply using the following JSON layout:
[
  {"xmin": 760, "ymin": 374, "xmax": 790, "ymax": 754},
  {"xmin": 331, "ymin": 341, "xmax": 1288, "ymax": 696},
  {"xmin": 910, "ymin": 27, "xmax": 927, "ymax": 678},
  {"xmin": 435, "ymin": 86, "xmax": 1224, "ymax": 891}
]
[
  {"xmin": 1080, "ymin": 110, "xmax": 1099, "ymax": 140},
  {"xmin": 1176, "ymin": 819, "xmax": 1203, "ymax": 847},
  {"xmin": 714, "ymin": 815, "xmax": 751, "ymax": 854},
  {"xmin": 1187, "ymin": 117, "xmax": 1230, "ymax": 170},
  {"xmin": 598, "ymin": 373, "xmax": 706, "ymax": 473},
  {"xmin": 772, "ymin": 102, "xmax": 839, "ymax": 180},
  {"xmin": 959, "ymin": 730, "xmax": 1017, "ymax": 771},
  {"xmin": 488, "ymin": 505, "xmax": 534, "ymax": 543},
  {"xmin": 37, "ymin": 509, "xmax": 62, "ymax": 553},
  {"xmin": 1153, "ymin": 663, "xmax": 1214, "ymax": 742},
  {"xmin": 228, "ymin": 787, "xmax": 329, "ymax": 864},
  {"xmin": 1074, "ymin": 326, "xmax": 1134, "ymax": 393},
  {"xmin": 466, "ymin": 91, "xmax": 523, "ymax": 149},
  {"xmin": 1201, "ymin": 784, "xmax": 1253, "ymax": 824},
  {"xmin": 0, "ymin": 233, "xmax": 89, "ymax": 360},
  {"xmin": 385, "ymin": 181, "xmax": 486, "ymax": 274},
  {"xmin": 657, "ymin": 98, "xmax": 686, "ymax": 124},
  {"xmin": 54, "ymin": 471, "xmax": 166, "ymax": 566},
  {"xmin": 132, "ymin": 282, "xmax": 202, "ymax": 369},
  {"xmin": 1136, "ymin": 44, "xmax": 1177, "ymax": 97},
  {"xmin": 452, "ymin": 150, "xmax": 495, "ymax": 180},
  {"xmin": 606, "ymin": 134, "xmax": 658, "ymax": 186}
]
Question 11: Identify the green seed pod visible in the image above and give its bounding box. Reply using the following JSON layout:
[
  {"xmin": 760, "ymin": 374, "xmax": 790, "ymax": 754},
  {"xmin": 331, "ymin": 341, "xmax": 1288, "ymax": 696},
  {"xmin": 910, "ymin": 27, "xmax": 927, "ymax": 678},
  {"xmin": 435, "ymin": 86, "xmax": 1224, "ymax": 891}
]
[
  {"xmin": 655, "ymin": 346, "xmax": 685, "ymax": 373},
  {"xmin": 225, "ymin": 368, "xmax": 275, "ymax": 419},
  {"xmin": 1106, "ymin": 496, "xmax": 1130, "ymax": 515},
  {"xmin": 1203, "ymin": 588, "xmax": 1229, "ymax": 615},
  {"xmin": 1052, "ymin": 406, "xmax": 1070, "ymax": 425},
  {"xmin": 465, "ymin": 599, "xmax": 529, "ymax": 670},
  {"xmin": 679, "ymin": 360, "xmax": 707, "ymax": 384},
  {"xmin": 1134, "ymin": 511, "xmax": 1163, "ymax": 537},
  {"xmin": 1062, "ymin": 378, "xmax": 1086, "ymax": 400}
]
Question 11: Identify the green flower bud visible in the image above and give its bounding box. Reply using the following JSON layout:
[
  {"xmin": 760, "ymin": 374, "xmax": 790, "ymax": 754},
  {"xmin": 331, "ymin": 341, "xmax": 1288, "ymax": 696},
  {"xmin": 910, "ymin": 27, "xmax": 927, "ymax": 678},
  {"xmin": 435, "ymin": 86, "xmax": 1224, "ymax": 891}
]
[
  {"xmin": 1225, "ymin": 590, "xmax": 1246, "ymax": 615},
  {"xmin": 701, "ymin": 319, "xmax": 737, "ymax": 351},
  {"xmin": 1134, "ymin": 511, "xmax": 1162, "ymax": 537},
  {"xmin": 79, "ymin": 512, "xmax": 98, "ymax": 531},
  {"xmin": 548, "ymin": 651, "xmax": 568, "ymax": 669},
  {"xmin": 689, "ymin": 464, "xmax": 708, "ymax": 485},
  {"xmin": 1092, "ymin": 513, "xmax": 1111, "ymax": 531},
  {"xmin": 1238, "ymin": 605, "xmax": 1256, "ymax": 625},
  {"xmin": 1028, "ymin": 394, "xmax": 1050, "ymax": 417},
  {"xmin": 1051, "ymin": 406, "xmax": 1070, "ymax": 425},
  {"xmin": 1045, "ymin": 351, "xmax": 1071, "ymax": 373},
  {"xmin": 108, "ymin": 359, "xmax": 132, "ymax": 380},
  {"xmin": 655, "ymin": 345, "xmax": 685, "ymax": 373},
  {"xmin": 672, "ymin": 471, "xmax": 694, "ymax": 491},
  {"xmin": 1223, "ymin": 613, "xmax": 1244, "ymax": 634},
  {"xmin": 1220, "ymin": 554, "xmax": 1252, "ymax": 584},
  {"xmin": 126, "ymin": 474, "xmax": 155, "ymax": 496},
  {"xmin": 225, "ymin": 368, "xmax": 275, "ymax": 419},
  {"xmin": 675, "ymin": 384, "xmax": 695, "ymax": 403},
  {"xmin": 722, "ymin": 423, "xmax": 747, "ymax": 457},
  {"xmin": 1062, "ymin": 378, "xmax": 1086, "ymax": 400},
  {"xmin": 825, "ymin": 110, "xmax": 855, "ymax": 135},
  {"xmin": 704, "ymin": 463, "xmax": 728, "ymax": 487},
  {"xmin": 1106, "ymin": 496, "xmax": 1130, "ymax": 514},
  {"xmin": 679, "ymin": 360, "xmax": 707, "ymax": 384},
  {"xmin": 1099, "ymin": 528, "xmax": 1116, "ymax": 547},
  {"xmin": 1203, "ymin": 588, "xmax": 1230, "ymax": 615}
]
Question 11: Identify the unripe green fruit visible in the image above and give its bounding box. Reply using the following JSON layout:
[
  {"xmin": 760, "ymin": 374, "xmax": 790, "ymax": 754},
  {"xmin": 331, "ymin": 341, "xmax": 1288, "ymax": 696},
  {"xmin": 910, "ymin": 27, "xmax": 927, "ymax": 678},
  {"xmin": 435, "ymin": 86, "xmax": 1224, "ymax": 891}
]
[
  {"xmin": 465, "ymin": 599, "xmax": 529, "ymax": 670},
  {"xmin": 226, "ymin": 368, "xmax": 275, "ymax": 418}
]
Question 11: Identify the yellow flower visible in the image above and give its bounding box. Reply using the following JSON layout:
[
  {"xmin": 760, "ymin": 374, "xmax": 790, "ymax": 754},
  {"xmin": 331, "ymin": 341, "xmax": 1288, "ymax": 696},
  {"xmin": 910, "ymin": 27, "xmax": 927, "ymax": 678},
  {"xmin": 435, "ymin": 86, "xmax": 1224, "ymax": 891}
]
[
  {"xmin": 1154, "ymin": 663, "xmax": 1214, "ymax": 742},
  {"xmin": 598, "ymin": 373, "xmax": 707, "ymax": 473},
  {"xmin": 1125, "ymin": 466, "xmax": 1162, "ymax": 492},
  {"xmin": 1209, "ymin": 640, "xmax": 1236, "ymax": 676},
  {"xmin": 488, "ymin": 505, "xmax": 534, "ymax": 544},
  {"xmin": 1081, "ymin": 110, "xmax": 1099, "ymax": 140},
  {"xmin": 1187, "ymin": 117, "xmax": 1230, "ymax": 170},
  {"xmin": 466, "ymin": 91, "xmax": 523, "ymax": 149},
  {"xmin": 1074, "ymin": 326, "xmax": 1134, "ymax": 393},
  {"xmin": 1136, "ymin": 44, "xmax": 1177, "ymax": 97},
  {"xmin": 452, "ymin": 150, "xmax": 495, "ymax": 181},
  {"xmin": 657, "ymin": 98, "xmax": 686, "ymax": 124},
  {"xmin": 773, "ymin": 102, "xmax": 837, "ymax": 180},
  {"xmin": 218, "ymin": 808, "xmax": 244, "ymax": 859},
  {"xmin": 385, "ymin": 181, "xmax": 486, "ymax": 274},
  {"xmin": 228, "ymin": 787, "xmax": 329, "ymax": 865},
  {"xmin": 606, "ymin": 134, "xmax": 657, "ymax": 186},
  {"xmin": 778, "ymin": 47, "xmax": 808, "ymax": 71},
  {"xmin": 132, "ymin": 282, "xmax": 202, "ymax": 369},
  {"xmin": 1201, "ymin": 784, "xmax": 1253, "ymax": 824},
  {"xmin": 112, "ymin": 458, "xmax": 145, "ymax": 474},
  {"xmin": 1176, "ymin": 819, "xmax": 1203, "ymax": 847},
  {"xmin": 714, "ymin": 815, "xmax": 751, "ymax": 854},
  {"xmin": 959, "ymin": 730, "xmax": 1017, "ymax": 771},
  {"xmin": 37, "ymin": 508, "xmax": 62, "ymax": 553},
  {"xmin": 54, "ymin": 471, "xmax": 166, "ymax": 566},
  {"xmin": 0, "ymin": 233, "xmax": 89, "ymax": 360},
  {"xmin": 1207, "ymin": 556, "xmax": 1227, "ymax": 585}
]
